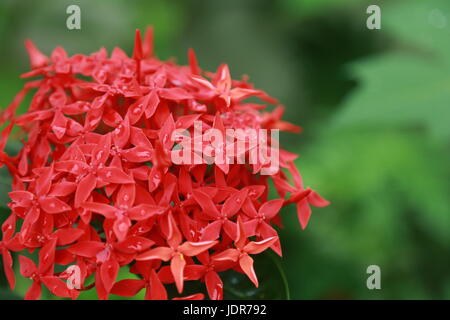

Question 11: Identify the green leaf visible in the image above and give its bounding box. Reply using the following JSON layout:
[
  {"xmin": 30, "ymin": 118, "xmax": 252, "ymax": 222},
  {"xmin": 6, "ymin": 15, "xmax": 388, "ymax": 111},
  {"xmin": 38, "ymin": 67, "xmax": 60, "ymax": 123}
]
[
  {"xmin": 334, "ymin": 0, "xmax": 450, "ymax": 141},
  {"xmin": 281, "ymin": 0, "xmax": 362, "ymax": 17},
  {"xmin": 335, "ymin": 53, "xmax": 450, "ymax": 140},
  {"xmin": 295, "ymin": 129, "xmax": 450, "ymax": 274},
  {"xmin": 383, "ymin": 0, "xmax": 450, "ymax": 56}
]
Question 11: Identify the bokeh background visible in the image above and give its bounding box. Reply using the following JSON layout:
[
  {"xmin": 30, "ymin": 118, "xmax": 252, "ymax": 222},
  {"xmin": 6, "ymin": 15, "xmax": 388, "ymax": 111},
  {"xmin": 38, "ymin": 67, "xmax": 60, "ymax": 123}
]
[{"xmin": 0, "ymin": 0, "xmax": 449, "ymax": 299}]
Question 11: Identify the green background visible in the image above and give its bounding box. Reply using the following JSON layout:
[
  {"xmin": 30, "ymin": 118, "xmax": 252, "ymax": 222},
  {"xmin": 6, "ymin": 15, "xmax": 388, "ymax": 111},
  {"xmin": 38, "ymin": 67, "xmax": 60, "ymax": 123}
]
[{"xmin": 0, "ymin": 0, "xmax": 449, "ymax": 299}]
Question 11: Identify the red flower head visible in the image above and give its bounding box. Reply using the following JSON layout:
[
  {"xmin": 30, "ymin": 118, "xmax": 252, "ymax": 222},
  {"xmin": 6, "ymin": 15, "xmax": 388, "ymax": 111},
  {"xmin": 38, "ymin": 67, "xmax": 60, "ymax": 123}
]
[{"xmin": 0, "ymin": 27, "xmax": 328, "ymax": 300}]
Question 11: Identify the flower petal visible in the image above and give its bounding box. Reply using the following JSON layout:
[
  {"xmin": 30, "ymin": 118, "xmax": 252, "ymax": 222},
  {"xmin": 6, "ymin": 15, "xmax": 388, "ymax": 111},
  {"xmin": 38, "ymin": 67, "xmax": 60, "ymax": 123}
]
[
  {"xmin": 39, "ymin": 196, "xmax": 71, "ymax": 214},
  {"xmin": 98, "ymin": 167, "xmax": 134, "ymax": 184},
  {"xmin": 211, "ymin": 248, "xmax": 239, "ymax": 262},
  {"xmin": 136, "ymin": 247, "xmax": 172, "ymax": 262},
  {"xmin": 205, "ymin": 271, "xmax": 223, "ymax": 300},
  {"xmin": 100, "ymin": 258, "xmax": 120, "ymax": 294},
  {"xmin": 222, "ymin": 189, "xmax": 248, "ymax": 217},
  {"xmin": 19, "ymin": 255, "xmax": 37, "ymax": 278},
  {"xmin": 192, "ymin": 189, "xmax": 220, "ymax": 218},
  {"xmin": 170, "ymin": 253, "xmax": 186, "ymax": 294},
  {"xmin": 111, "ymin": 279, "xmax": 145, "ymax": 297},
  {"xmin": 127, "ymin": 204, "xmax": 166, "ymax": 221},
  {"xmin": 239, "ymin": 254, "xmax": 258, "ymax": 287},
  {"xmin": 24, "ymin": 280, "xmax": 42, "ymax": 300},
  {"xmin": 179, "ymin": 240, "xmax": 217, "ymax": 257},
  {"xmin": 258, "ymin": 199, "xmax": 284, "ymax": 220},
  {"xmin": 41, "ymin": 276, "xmax": 72, "ymax": 298},
  {"xmin": 54, "ymin": 228, "xmax": 85, "ymax": 246},
  {"xmin": 67, "ymin": 241, "xmax": 105, "ymax": 258},
  {"xmin": 74, "ymin": 173, "xmax": 97, "ymax": 208},
  {"xmin": 81, "ymin": 202, "xmax": 117, "ymax": 219},
  {"xmin": 243, "ymin": 236, "xmax": 278, "ymax": 255}
]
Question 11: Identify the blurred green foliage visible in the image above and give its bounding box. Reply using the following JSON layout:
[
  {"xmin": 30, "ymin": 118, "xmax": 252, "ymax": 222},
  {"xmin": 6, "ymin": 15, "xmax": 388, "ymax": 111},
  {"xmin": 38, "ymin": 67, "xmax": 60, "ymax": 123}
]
[{"xmin": 0, "ymin": 0, "xmax": 449, "ymax": 299}]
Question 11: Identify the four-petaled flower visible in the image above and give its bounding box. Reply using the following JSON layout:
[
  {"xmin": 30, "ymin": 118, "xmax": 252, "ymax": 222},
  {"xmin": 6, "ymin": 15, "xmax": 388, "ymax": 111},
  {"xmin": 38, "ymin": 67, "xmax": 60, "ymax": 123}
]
[
  {"xmin": 137, "ymin": 212, "xmax": 217, "ymax": 293},
  {"xmin": 212, "ymin": 217, "xmax": 278, "ymax": 287}
]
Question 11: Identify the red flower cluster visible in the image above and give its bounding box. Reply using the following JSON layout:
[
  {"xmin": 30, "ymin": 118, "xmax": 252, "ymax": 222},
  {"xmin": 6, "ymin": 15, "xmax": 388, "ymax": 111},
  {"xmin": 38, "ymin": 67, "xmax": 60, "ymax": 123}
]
[{"xmin": 0, "ymin": 28, "xmax": 329, "ymax": 300}]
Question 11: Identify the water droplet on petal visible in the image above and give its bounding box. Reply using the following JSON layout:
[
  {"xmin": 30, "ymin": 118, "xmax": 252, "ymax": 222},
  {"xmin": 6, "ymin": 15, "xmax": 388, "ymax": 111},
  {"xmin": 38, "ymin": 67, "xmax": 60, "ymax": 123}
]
[
  {"xmin": 95, "ymin": 150, "xmax": 103, "ymax": 161},
  {"xmin": 137, "ymin": 151, "xmax": 150, "ymax": 157},
  {"xmin": 118, "ymin": 222, "xmax": 128, "ymax": 232}
]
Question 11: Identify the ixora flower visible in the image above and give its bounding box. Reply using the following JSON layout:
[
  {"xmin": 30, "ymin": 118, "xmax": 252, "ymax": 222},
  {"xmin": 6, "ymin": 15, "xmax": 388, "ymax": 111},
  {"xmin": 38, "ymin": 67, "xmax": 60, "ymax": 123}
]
[{"xmin": 0, "ymin": 27, "xmax": 329, "ymax": 300}]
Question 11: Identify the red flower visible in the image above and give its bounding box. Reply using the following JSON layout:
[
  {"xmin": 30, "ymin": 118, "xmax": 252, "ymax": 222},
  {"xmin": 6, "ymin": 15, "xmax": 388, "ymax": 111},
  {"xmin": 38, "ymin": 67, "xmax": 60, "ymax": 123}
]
[
  {"xmin": 278, "ymin": 162, "xmax": 330, "ymax": 229},
  {"xmin": 184, "ymin": 251, "xmax": 233, "ymax": 300},
  {"xmin": 112, "ymin": 267, "xmax": 167, "ymax": 300},
  {"xmin": 136, "ymin": 212, "xmax": 217, "ymax": 293},
  {"xmin": 19, "ymin": 239, "xmax": 73, "ymax": 300},
  {"xmin": 212, "ymin": 218, "xmax": 278, "ymax": 287},
  {"xmin": 0, "ymin": 214, "xmax": 23, "ymax": 289},
  {"xmin": 242, "ymin": 198, "xmax": 284, "ymax": 256},
  {"xmin": 0, "ymin": 27, "xmax": 328, "ymax": 300},
  {"xmin": 192, "ymin": 188, "xmax": 248, "ymax": 241}
]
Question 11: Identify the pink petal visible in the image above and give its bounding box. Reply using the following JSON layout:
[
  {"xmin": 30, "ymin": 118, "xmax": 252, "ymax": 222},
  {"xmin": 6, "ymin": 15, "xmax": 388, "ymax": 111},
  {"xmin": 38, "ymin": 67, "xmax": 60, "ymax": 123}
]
[
  {"xmin": 41, "ymin": 276, "xmax": 72, "ymax": 298},
  {"xmin": 38, "ymin": 238, "xmax": 57, "ymax": 273},
  {"xmin": 170, "ymin": 254, "xmax": 186, "ymax": 294},
  {"xmin": 98, "ymin": 167, "xmax": 134, "ymax": 184},
  {"xmin": 2, "ymin": 250, "xmax": 15, "ymax": 289},
  {"xmin": 39, "ymin": 196, "xmax": 71, "ymax": 214},
  {"xmin": 117, "ymin": 183, "xmax": 136, "ymax": 208},
  {"xmin": 148, "ymin": 269, "xmax": 167, "ymax": 300},
  {"xmin": 127, "ymin": 204, "xmax": 166, "ymax": 221},
  {"xmin": 67, "ymin": 241, "xmax": 105, "ymax": 258},
  {"xmin": 200, "ymin": 220, "xmax": 222, "ymax": 241},
  {"xmin": 111, "ymin": 279, "xmax": 145, "ymax": 297},
  {"xmin": 74, "ymin": 173, "xmax": 97, "ymax": 208},
  {"xmin": 100, "ymin": 258, "xmax": 120, "ymax": 294},
  {"xmin": 243, "ymin": 236, "xmax": 278, "ymax": 255},
  {"xmin": 211, "ymin": 248, "xmax": 239, "ymax": 262},
  {"xmin": 192, "ymin": 189, "xmax": 220, "ymax": 218},
  {"xmin": 205, "ymin": 271, "xmax": 223, "ymax": 300},
  {"xmin": 136, "ymin": 247, "xmax": 173, "ymax": 261},
  {"xmin": 259, "ymin": 199, "xmax": 284, "ymax": 220},
  {"xmin": 258, "ymin": 222, "xmax": 282, "ymax": 256},
  {"xmin": 81, "ymin": 202, "xmax": 117, "ymax": 219},
  {"xmin": 113, "ymin": 217, "xmax": 131, "ymax": 242},
  {"xmin": 24, "ymin": 280, "xmax": 42, "ymax": 300},
  {"xmin": 222, "ymin": 189, "xmax": 248, "ymax": 217},
  {"xmin": 19, "ymin": 255, "xmax": 37, "ymax": 278},
  {"xmin": 296, "ymin": 198, "xmax": 311, "ymax": 230},
  {"xmin": 308, "ymin": 190, "xmax": 330, "ymax": 207},
  {"xmin": 223, "ymin": 220, "xmax": 238, "ymax": 240},
  {"xmin": 114, "ymin": 236, "xmax": 154, "ymax": 254},
  {"xmin": 239, "ymin": 254, "xmax": 258, "ymax": 287},
  {"xmin": 179, "ymin": 240, "xmax": 217, "ymax": 257},
  {"xmin": 54, "ymin": 228, "xmax": 85, "ymax": 246},
  {"xmin": 24, "ymin": 40, "xmax": 48, "ymax": 69}
]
